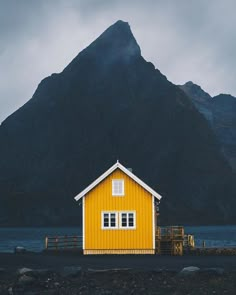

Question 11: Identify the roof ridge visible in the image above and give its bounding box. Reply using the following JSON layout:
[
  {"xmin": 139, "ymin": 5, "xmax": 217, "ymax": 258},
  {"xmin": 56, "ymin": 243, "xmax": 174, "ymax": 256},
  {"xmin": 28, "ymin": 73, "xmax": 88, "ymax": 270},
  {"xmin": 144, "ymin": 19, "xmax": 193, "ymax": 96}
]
[{"xmin": 74, "ymin": 162, "xmax": 162, "ymax": 201}]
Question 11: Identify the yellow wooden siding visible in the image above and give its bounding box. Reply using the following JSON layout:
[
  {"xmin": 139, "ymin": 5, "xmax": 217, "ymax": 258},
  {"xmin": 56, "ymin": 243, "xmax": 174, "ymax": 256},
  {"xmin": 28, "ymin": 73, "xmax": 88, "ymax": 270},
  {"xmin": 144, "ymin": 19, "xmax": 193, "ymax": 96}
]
[{"xmin": 84, "ymin": 169, "xmax": 153, "ymax": 251}]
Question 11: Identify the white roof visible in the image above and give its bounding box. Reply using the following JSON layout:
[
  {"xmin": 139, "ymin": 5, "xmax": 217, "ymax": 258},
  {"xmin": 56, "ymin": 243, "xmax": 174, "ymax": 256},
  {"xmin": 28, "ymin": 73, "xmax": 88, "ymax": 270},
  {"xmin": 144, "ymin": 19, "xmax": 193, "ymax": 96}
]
[{"xmin": 74, "ymin": 161, "xmax": 162, "ymax": 201}]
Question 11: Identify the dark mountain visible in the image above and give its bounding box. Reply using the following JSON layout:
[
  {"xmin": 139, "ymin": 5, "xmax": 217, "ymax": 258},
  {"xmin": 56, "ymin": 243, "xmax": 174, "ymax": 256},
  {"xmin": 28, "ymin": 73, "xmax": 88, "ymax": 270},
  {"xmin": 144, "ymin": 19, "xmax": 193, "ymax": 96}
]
[
  {"xmin": 180, "ymin": 81, "xmax": 236, "ymax": 172},
  {"xmin": 179, "ymin": 81, "xmax": 213, "ymax": 123},
  {"xmin": 0, "ymin": 21, "xmax": 235, "ymax": 226}
]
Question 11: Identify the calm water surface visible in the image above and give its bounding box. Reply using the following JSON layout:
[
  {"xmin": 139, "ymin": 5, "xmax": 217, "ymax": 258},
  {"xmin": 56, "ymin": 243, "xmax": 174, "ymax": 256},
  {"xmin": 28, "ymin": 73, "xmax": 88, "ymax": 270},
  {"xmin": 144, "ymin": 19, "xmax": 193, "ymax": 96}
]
[{"xmin": 0, "ymin": 226, "xmax": 235, "ymax": 253}]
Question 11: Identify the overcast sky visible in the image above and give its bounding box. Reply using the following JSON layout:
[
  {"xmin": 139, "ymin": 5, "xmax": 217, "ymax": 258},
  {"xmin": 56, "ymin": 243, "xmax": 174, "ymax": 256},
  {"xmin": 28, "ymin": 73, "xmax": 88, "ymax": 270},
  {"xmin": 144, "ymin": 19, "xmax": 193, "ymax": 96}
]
[{"xmin": 0, "ymin": 0, "xmax": 235, "ymax": 123}]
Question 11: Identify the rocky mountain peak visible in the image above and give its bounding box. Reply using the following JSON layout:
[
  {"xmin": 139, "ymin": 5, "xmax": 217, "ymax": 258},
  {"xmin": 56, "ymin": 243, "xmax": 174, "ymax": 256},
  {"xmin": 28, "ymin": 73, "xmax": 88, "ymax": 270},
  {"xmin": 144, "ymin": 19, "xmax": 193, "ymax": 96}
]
[
  {"xmin": 179, "ymin": 81, "xmax": 212, "ymax": 102},
  {"xmin": 66, "ymin": 20, "xmax": 141, "ymax": 71}
]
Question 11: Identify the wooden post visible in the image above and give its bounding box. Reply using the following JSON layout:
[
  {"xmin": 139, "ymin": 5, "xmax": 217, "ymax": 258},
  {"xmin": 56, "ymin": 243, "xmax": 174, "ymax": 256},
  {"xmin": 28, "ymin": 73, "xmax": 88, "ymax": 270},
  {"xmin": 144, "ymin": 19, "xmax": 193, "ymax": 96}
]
[{"xmin": 45, "ymin": 236, "xmax": 48, "ymax": 250}]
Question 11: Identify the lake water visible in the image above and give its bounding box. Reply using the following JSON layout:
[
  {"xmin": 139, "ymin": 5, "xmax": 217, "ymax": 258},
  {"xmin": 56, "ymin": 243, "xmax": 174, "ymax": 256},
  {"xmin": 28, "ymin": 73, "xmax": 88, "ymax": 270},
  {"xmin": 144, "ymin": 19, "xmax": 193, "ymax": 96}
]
[{"xmin": 0, "ymin": 226, "xmax": 235, "ymax": 253}]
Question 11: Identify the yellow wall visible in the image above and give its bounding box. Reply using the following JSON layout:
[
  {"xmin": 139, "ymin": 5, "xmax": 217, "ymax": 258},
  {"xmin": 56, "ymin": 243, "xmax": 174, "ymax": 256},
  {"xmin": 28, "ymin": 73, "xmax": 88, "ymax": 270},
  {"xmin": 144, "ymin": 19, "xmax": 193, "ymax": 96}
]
[{"xmin": 84, "ymin": 169, "xmax": 154, "ymax": 251}]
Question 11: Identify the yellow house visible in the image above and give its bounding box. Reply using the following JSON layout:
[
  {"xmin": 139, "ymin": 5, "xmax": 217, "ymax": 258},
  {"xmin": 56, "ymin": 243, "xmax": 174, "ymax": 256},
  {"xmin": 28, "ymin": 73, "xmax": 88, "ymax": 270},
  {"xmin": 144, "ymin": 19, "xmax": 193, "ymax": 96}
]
[{"xmin": 74, "ymin": 161, "xmax": 162, "ymax": 254}]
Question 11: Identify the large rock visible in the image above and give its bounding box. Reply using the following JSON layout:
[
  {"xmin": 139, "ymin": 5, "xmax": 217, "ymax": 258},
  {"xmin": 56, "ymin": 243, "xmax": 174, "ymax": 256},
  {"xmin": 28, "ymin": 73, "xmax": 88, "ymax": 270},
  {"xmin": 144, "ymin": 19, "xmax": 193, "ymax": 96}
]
[
  {"xmin": 179, "ymin": 266, "xmax": 200, "ymax": 276},
  {"xmin": 14, "ymin": 246, "xmax": 26, "ymax": 254},
  {"xmin": 17, "ymin": 267, "xmax": 33, "ymax": 275}
]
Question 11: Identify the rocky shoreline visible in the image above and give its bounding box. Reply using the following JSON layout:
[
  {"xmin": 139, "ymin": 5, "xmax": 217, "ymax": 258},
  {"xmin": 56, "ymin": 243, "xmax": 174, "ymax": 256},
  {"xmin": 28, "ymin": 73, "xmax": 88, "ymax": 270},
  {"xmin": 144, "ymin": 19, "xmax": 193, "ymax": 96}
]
[
  {"xmin": 1, "ymin": 252, "xmax": 236, "ymax": 294},
  {"xmin": 1, "ymin": 266, "xmax": 236, "ymax": 294}
]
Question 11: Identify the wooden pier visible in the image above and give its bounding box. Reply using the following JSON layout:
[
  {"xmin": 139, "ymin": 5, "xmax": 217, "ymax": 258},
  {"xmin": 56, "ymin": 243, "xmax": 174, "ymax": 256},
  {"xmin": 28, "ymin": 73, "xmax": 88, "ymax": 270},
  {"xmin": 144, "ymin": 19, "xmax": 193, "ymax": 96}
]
[{"xmin": 45, "ymin": 226, "xmax": 190, "ymax": 255}]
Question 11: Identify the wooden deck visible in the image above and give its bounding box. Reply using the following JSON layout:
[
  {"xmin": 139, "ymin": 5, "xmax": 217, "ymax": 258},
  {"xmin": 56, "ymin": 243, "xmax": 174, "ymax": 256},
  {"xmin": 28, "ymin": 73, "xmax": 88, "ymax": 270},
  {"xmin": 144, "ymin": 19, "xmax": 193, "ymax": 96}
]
[{"xmin": 45, "ymin": 226, "xmax": 189, "ymax": 256}]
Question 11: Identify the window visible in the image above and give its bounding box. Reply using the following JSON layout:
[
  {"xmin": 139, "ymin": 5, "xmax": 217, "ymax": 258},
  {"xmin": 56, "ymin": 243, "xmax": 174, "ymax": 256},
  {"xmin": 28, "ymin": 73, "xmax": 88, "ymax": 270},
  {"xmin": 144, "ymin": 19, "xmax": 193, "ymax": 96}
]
[
  {"xmin": 112, "ymin": 179, "xmax": 124, "ymax": 196},
  {"xmin": 101, "ymin": 211, "xmax": 136, "ymax": 230},
  {"xmin": 102, "ymin": 212, "xmax": 118, "ymax": 229},
  {"xmin": 120, "ymin": 212, "xmax": 136, "ymax": 229}
]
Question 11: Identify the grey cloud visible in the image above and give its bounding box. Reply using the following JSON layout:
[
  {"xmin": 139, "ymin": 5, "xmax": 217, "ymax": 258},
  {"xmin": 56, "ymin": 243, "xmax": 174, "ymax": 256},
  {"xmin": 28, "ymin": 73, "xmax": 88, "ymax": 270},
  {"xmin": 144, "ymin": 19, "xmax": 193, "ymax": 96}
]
[{"xmin": 0, "ymin": 0, "xmax": 235, "ymax": 122}]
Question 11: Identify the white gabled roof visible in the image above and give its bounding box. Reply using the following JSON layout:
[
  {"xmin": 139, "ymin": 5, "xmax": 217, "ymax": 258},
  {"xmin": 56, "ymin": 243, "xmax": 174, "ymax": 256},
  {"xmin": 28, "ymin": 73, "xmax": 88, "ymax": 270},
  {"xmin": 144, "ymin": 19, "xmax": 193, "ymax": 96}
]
[{"xmin": 74, "ymin": 161, "xmax": 162, "ymax": 201}]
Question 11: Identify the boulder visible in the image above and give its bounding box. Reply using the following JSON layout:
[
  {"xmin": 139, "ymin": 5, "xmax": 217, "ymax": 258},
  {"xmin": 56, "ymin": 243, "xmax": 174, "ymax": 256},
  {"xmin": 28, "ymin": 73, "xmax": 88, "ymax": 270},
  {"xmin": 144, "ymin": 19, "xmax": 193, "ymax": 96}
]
[
  {"xmin": 179, "ymin": 266, "xmax": 200, "ymax": 276},
  {"xmin": 17, "ymin": 267, "xmax": 33, "ymax": 275},
  {"xmin": 14, "ymin": 246, "xmax": 26, "ymax": 254}
]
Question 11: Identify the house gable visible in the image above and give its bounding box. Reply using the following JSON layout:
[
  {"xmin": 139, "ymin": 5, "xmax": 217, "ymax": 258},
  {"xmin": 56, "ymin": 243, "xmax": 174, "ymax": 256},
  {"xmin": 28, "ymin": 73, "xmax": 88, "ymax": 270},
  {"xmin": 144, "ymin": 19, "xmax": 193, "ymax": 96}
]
[{"xmin": 74, "ymin": 161, "xmax": 162, "ymax": 201}]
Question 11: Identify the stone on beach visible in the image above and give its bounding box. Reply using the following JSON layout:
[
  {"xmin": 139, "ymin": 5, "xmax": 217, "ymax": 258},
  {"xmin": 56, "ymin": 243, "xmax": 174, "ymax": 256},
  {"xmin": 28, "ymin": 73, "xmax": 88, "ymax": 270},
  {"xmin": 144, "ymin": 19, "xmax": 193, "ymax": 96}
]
[
  {"xmin": 17, "ymin": 267, "xmax": 33, "ymax": 275},
  {"xmin": 14, "ymin": 246, "xmax": 26, "ymax": 253},
  {"xmin": 179, "ymin": 266, "xmax": 200, "ymax": 276}
]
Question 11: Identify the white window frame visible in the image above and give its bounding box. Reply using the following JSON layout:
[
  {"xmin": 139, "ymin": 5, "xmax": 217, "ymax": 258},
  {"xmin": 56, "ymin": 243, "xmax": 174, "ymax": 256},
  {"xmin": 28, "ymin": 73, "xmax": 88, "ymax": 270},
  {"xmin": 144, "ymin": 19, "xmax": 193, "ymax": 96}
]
[
  {"xmin": 101, "ymin": 211, "xmax": 118, "ymax": 229},
  {"xmin": 119, "ymin": 211, "xmax": 136, "ymax": 229},
  {"xmin": 112, "ymin": 179, "xmax": 124, "ymax": 196}
]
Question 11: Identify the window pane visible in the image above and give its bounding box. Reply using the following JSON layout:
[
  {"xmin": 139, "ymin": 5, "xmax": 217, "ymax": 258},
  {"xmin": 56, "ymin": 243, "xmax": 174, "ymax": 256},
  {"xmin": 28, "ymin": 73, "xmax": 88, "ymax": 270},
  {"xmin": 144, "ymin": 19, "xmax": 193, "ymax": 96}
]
[
  {"xmin": 121, "ymin": 213, "xmax": 127, "ymax": 227},
  {"xmin": 104, "ymin": 220, "xmax": 109, "ymax": 227},
  {"xmin": 122, "ymin": 219, "xmax": 127, "ymax": 227},
  {"xmin": 104, "ymin": 217, "xmax": 109, "ymax": 223},
  {"xmin": 103, "ymin": 214, "xmax": 109, "ymax": 227},
  {"xmin": 110, "ymin": 213, "xmax": 116, "ymax": 227},
  {"xmin": 129, "ymin": 220, "xmax": 134, "ymax": 227},
  {"xmin": 128, "ymin": 213, "xmax": 134, "ymax": 227},
  {"xmin": 112, "ymin": 180, "xmax": 124, "ymax": 195}
]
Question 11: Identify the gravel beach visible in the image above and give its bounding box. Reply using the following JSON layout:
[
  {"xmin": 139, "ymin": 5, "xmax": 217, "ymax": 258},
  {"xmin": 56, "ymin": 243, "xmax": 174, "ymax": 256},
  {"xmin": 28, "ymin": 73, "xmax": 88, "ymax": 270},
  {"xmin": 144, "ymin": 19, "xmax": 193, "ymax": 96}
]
[{"xmin": 0, "ymin": 252, "xmax": 236, "ymax": 294}]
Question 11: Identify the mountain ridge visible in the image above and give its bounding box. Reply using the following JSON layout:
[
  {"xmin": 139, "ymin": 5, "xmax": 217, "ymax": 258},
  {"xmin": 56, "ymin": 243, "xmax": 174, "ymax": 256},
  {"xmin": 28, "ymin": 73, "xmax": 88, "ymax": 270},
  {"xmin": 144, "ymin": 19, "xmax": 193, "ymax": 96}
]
[
  {"xmin": 0, "ymin": 21, "xmax": 235, "ymax": 226},
  {"xmin": 180, "ymin": 81, "xmax": 236, "ymax": 172}
]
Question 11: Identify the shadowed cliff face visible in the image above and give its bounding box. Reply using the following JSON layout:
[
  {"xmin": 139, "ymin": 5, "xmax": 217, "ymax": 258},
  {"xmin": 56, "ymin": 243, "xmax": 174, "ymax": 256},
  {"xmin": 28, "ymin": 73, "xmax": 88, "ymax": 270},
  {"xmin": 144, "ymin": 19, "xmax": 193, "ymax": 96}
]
[
  {"xmin": 179, "ymin": 81, "xmax": 213, "ymax": 123},
  {"xmin": 0, "ymin": 21, "xmax": 235, "ymax": 226},
  {"xmin": 180, "ymin": 81, "xmax": 236, "ymax": 173}
]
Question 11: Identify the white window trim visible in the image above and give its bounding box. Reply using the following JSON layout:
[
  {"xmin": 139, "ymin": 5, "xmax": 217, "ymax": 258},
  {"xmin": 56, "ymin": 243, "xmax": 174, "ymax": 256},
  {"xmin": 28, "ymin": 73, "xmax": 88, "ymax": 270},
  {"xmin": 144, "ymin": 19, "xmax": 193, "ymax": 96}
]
[
  {"xmin": 119, "ymin": 211, "xmax": 136, "ymax": 230},
  {"xmin": 101, "ymin": 211, "xmax": 118, "ymax": 229},
  {"xmin": 101, "ymin": 211, "xmax": 136, "ymax": 230},
  {"xmin": 112, "ymin": 179, "xmax": 125, "ymax": 196}
]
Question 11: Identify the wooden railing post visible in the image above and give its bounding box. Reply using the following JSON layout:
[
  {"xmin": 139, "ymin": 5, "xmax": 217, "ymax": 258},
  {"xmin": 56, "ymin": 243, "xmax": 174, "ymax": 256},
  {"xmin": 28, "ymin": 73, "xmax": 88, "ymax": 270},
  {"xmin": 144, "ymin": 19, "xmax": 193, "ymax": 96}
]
[{"xmin": 45, "ymin": 236, "xmax": 48, "ymax": 249}]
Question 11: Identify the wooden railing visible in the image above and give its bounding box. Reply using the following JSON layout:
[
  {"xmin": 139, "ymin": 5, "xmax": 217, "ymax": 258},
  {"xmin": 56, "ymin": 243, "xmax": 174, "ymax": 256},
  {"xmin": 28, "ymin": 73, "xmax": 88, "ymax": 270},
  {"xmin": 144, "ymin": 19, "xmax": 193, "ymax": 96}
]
[
  {"xmin": 155, "ymin": 226, "xmax": 185, "ymax": 255},
  {"xmin": 156, "ymin": 226, "xmax": 184, "ymax": 241},
  {"xmin": 184, "ymin": 234, "xmax": 195, "ymax": 248},
  {"xmin": 45, "ymin": 235, "xmax": 82, "ymax": 251}
]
